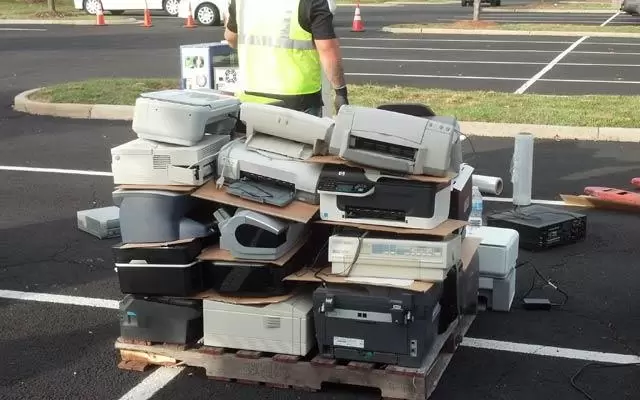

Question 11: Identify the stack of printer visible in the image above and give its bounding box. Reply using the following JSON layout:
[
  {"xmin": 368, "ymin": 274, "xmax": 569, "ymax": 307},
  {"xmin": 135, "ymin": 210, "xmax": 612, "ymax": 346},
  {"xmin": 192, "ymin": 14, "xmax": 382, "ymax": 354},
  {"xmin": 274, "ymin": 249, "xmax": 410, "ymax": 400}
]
[
  {"xmin": 105, "ymin": 87, "xmax": 517, "ymax": 369},
  {"xmin": 110, "ymin": 89, "xmax": 242, "ymax": 345}
]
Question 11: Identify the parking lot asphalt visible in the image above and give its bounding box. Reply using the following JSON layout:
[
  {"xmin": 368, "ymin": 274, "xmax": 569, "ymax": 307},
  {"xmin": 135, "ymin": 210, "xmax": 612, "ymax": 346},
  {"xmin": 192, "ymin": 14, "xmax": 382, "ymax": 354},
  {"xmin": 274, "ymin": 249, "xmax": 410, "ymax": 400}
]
[
  {"xmin": 3, "ymin": 21, "xmax": 640, "ymax": 98},
  {"xmin": 2, "ymin": 111, "xmax": 640, "ymax": 400}
]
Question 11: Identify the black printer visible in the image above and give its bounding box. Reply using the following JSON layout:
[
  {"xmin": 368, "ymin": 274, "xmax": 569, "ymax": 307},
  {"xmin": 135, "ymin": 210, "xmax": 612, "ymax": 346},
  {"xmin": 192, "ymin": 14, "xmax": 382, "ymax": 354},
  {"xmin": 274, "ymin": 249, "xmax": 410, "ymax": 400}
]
[
  {"xmin": 313, "ymin": 283, "xmax": 442, "ymax": 368},
  {"xmin": 119, "ymin": 295, "xmax": 203, "ymax": 345}
]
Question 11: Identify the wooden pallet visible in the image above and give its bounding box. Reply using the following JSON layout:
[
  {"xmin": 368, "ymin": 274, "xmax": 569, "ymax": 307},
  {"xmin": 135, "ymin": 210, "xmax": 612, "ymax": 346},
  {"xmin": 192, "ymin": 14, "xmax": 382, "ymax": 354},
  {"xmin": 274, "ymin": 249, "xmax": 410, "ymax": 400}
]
[{"xmin": 115, "ymin": 313, "xmax": 475, "ymax": 400}]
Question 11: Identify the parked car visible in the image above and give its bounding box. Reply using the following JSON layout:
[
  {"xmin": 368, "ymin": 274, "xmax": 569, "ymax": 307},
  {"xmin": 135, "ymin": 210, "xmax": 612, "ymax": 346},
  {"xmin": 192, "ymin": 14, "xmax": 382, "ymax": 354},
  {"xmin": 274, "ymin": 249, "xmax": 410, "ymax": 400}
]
[
  {"xmin": 461, "ymin": 0, "xmax": 501, "ymax": 6},
  {"xmin": 74, "ymin": 0, "xmax": 182, "ymax": 16},
  {"xmin": 177, "ymin": 0, "xmax": 230, "ymax": 26}
]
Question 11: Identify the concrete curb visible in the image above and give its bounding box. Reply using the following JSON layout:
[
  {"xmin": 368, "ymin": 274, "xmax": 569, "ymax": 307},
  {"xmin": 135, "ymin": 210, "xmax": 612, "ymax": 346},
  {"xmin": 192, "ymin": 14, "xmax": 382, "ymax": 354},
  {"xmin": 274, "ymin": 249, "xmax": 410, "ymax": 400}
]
[
  {"xmin": 337, "ymin": 1, "xmax": 456, "ymax": 6},
  {"xmin": 0, "ymin": 17, "xmax": 140, "ymax": 25},
  {"xmin": 11, "ymin": 88, "xmax": 640, "ymax": 142},
  {"xmin": 382, "ymin": 26, "xmax": 640, "ymax": 38},
  {"xmin": 13, "ymin": 88, "xmax": 135, "ymax": 121},
  {"xmin": 482, "ymin": 8, "xmax": 619, "ymax": 14}
]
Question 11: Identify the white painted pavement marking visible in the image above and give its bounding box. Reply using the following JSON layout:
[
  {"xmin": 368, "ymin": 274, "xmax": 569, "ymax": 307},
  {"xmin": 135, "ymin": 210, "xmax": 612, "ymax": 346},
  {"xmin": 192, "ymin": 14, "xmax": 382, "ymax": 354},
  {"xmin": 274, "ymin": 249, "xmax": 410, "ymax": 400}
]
[
  {"xmin": 345, "ymin": 57, "xmax": 640, "ymax": 68},
  {"xmin": 483, "ymin": 197, "xmax": 569, "ymax": 206},
  {"xmin": 462, "ymin": 338, "xmax": 640, "ymax": 364},
  {"xmin": 1, "ymin": 289, "xmax": 639, "ymax": 366},
  {"xmin": 0, "ymin": 28, "xmax": 47, "ymax": 31},
  {"xmin": 342, "ymin": 45, "xmax": 562, "ymax": 53},
  {"xmin": 514, "ymin": 36, "xmax": 589, "ymax": 94},
  {"xmin": 118, "ymin": 367, "xmax": 185, "ymax": 400},
  {"xmin": 347, "ymin": 72, "xmax": 525, "ymax": 81},
  {"xmin": 341, "ymin": 37, "xmax": 640, "ymax": 47},
  {"xmin": 0, "ymin": 165, "xmax": 113, "ymax": 177},
  {"xmin": 0, "ymin": 289, "xmax": 119, "ymax": 309},
  {"xmin": 600, "ymin": 11, "xmax": 621, "ymax": 27}
]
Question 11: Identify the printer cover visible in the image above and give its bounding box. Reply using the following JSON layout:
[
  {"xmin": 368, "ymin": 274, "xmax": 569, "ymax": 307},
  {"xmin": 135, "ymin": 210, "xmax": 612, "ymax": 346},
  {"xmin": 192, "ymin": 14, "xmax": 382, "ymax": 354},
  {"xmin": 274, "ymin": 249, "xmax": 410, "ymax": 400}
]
[{"xmin": 467, "ymin": 226, "xmax": 519, "ymax": 277}]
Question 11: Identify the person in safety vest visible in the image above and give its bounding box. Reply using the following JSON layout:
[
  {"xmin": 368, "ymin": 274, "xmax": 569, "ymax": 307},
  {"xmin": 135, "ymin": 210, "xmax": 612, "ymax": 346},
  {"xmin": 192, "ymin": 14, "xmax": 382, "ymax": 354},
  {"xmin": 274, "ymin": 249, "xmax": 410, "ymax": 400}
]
[{"xmin": 224, "ymin": 0, "xmax": 349, "ymax": 117}]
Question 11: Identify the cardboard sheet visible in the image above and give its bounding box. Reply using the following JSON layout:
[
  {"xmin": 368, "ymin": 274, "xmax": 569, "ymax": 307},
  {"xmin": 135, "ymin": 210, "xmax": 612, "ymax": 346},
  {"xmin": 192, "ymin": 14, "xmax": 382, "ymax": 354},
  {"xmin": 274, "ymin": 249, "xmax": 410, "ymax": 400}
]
[
  {"xmin": 192, "ymin": 289, "xmax": 295, "ymax": 305},
  {"xmin": 305, "ymin": 155, "xmax": 455, "ymax": 184},
  {"xmin": 192, "ymin": 181, "xmax": 319, "ymax": 223},
  {"xmin": 198, "ymin": 234, "xmax": 308, "ymax": 266},
  {"xmin": 314, "ymin": 219, "xmax": 467, "ymax": 237},
  {"xmin": 284, "ymin": 266, "xmax": 435, "ymax": 292},
  {"xmin": 116, "ymin": 184, "xmax": 198, "ymax": 193},
  {"xmin": 117, "ymin": 238, "xmax": 197, "ymax": 249},
  {"xmin": 284, "ymin": 235, "xmax": 481, "ymax": 292},
  {"xmin": 560, "ymin": 194, "xmax": 640, "ymax": 213}
]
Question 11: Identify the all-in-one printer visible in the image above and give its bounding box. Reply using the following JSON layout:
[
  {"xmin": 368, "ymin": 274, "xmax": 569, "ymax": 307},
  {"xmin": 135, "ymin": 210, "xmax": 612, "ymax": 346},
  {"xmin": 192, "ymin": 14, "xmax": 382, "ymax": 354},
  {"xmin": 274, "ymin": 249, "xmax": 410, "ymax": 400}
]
[
  {"xmin": 217, "ymin": 140, "xmax": 324, "ymax": 205},
  {"xmin": 132, "ymin": 89, "xmax": 240, "ymax": 146},
  {"xmin": 467, "ymin": 226, "xmax": 519, "ymax": 312},
  {"xmin": 111, "ymin": 135, "xmax": 230, "ymax": 186},
  {"xmin": 215, "ymin": 208, "xmax": 308, "ymax": 261},
  {"xmin": 328, "ymin": 105, "xmax": 461, "ymax": 177},
  {"xmin": 240, "ymin": 102, "xmax": 335, "ymax": 160},
  {"xmin": 203, "ymin": 291, "xmax": 315, "ymax": 356},
  {"xmin": 313, "ymin": 283, "xmax": 442, "ymax": 368},
  {"xmin": 317, "ymin": 163, "xmax": 451, "ymax": 230},
  {"xmin": 328, "ymin": 232, "xmax": 462, "ymax": 281}
]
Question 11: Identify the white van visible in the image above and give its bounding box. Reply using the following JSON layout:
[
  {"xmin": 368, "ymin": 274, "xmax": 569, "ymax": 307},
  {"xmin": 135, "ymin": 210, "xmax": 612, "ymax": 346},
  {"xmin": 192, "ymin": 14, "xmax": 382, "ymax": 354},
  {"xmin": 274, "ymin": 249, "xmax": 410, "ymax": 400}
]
[{"xmin": 74, "ymin": 0, "xmax": 229, "ymax": 24}]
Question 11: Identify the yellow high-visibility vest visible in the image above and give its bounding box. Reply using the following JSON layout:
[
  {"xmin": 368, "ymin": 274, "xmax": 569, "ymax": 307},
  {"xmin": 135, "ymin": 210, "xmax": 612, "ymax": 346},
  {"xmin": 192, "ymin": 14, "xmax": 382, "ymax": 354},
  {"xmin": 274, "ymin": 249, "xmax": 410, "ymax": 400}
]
[{"xmin": 236, "ymin": 0, "xmax": 322, "ymax": 95}]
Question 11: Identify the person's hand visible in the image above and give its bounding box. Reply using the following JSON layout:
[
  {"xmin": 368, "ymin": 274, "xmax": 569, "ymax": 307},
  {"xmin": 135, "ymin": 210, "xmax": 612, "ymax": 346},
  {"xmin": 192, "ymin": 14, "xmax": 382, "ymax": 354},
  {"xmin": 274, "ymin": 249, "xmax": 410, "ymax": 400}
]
[{"xmin": 334, "ymin": 86, "xmax": 349, "ymax": 114}]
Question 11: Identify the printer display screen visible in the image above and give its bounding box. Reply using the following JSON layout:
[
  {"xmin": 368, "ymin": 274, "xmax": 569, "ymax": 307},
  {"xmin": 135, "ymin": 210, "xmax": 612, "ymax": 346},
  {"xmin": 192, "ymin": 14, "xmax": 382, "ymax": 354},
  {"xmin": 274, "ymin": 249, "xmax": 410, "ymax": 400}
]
[{"xmin": 349, "ymin": 136, "xmax": 416, "ymax": 161}]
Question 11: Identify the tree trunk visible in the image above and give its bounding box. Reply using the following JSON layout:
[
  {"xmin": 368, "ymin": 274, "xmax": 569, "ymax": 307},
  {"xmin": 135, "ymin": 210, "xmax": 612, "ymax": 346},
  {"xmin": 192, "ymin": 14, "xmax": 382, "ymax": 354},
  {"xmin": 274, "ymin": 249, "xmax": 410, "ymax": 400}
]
[
  {"xmin": 473, "ymin": 0, "xmax": 481, "ymax": 21},
  {"xmin": 47, "ymin": 0, "xmax": 56, "ymax": 12}
]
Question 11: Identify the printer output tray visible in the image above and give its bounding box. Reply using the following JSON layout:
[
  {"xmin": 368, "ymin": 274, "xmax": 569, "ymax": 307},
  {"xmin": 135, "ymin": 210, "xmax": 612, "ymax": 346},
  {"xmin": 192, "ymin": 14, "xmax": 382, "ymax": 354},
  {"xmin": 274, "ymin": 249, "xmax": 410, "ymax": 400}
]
[
  {"xmin": 313, "ymin": 284, "xmax": 443, "ymax": 368},
  {"xmin": 112, "ymin": 238, "xmax": 209, "ymax": 265},
  {"xmin": 205, "ymin": 261, "xmax": 302, "ymax": 297}
]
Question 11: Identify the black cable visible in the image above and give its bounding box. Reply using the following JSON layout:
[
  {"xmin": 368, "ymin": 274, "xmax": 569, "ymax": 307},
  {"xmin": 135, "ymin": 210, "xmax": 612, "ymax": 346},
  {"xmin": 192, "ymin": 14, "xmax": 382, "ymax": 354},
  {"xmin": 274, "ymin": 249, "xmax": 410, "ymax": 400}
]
[
  {"xmin": 517, "ymin": 260, "xmax": 569, "ymax": 307},
  {"xmin": 462, "ymin": 131, "xmax": 478, "ymax": 163},
  {"xmin": 571, "ymin": 362, "xmax": 640, "ymax": 400}
]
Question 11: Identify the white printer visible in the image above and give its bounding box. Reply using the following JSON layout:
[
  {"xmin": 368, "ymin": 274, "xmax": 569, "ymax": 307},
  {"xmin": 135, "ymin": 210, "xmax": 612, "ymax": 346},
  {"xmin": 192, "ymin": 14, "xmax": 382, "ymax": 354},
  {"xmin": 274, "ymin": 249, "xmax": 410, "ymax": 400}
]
[
  {"xmin": 203, "ymin": 291, "xmax": 315, "ymax": 356},
  {"xmin": 467, "ymin": 226, "xmax": 519, "ymax": 312},
  {"xmin": 329, "ymin": 105, "xmax": 461, "ymax": 177},
  {"xmin": 328, "ymin": 233, "xmax": 462, "ymax": 281},
  {"xmin": 132, "ymin": 89, "xmax": 240, "ymax": 146},
  {"xmin": 240, "ymin": 102, "xmax": 335, "ymax": 160},
  {"xmin": 111, "ymin": 135, "xmax": 230, "ymax": 186}
]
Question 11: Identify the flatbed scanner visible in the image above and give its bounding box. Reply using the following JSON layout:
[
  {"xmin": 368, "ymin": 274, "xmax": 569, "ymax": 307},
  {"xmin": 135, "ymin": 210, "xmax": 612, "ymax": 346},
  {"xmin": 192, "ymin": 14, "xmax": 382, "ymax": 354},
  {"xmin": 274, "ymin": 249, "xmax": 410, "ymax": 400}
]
[
  {"xmin": 132, "ymin": 89, "xmax": 240, "ymax": 146},
  {"xmin": 329, "ymin": 105, "xmax": 461, "ymax": 177}
]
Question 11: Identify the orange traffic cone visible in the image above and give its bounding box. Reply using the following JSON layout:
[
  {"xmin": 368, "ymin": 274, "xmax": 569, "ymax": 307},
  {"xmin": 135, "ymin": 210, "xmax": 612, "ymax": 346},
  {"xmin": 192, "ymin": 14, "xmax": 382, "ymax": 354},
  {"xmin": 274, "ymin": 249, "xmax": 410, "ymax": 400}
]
[
  {"xmin": 351, "ymin": 1, "xmax": 364, "ymax": 32},
  {"xmin": 184, "ymin": 3, "xmax": 197, "ymax": 28},
  {"xmin": 95, "ymin": 1, "xmax": 106, "ymax": 26},
  {"xmin": 142, "ymin": 0, "xmax": 152, "ymax": 27}
]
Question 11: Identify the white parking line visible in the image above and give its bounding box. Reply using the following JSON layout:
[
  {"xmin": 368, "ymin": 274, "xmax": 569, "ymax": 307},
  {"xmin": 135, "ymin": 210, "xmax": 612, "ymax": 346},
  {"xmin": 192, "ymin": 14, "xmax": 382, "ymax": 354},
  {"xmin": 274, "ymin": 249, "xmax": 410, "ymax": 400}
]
[
  {"xmin": 342, "ymin": 45, "xmax": 561, "ymax": 53},
  {"xmin": 2, "ymin": 288, "xmax": 638, "ymax": 367},
  {"xmin": 345, "ymin": 57, "xmax": 548, "ymax": 65},
  {"xmin": 0, "ymin": 28, "xmax": 47, "ymax": 31},
  {"xmin": 0, "ymin": 289, "xmax": 119, "ymax": 309},
  {"xmin": 514, "ymin": 36, "xmax": 589, "ymax": 94},
  {"xmin": 118, "ymin": 367, "xmax": 185, "ymax": 400},
  {"xmin": 600, "ymin": 11, "xmax": 621, "ymax": 27},
  {"xmin": 0, "ymin": 165, "xmax": 113, "ymax": 177},
  {"xmin": 341, "ymin": 37, "xmax": 640, "ymax": 47},
  {"xmin": 463, "ymin": 338, "xmax": 640, "ymax": 364},
  {"xmin": 347, "ymin": 72, "xmax": 525, "ymax": 81}
]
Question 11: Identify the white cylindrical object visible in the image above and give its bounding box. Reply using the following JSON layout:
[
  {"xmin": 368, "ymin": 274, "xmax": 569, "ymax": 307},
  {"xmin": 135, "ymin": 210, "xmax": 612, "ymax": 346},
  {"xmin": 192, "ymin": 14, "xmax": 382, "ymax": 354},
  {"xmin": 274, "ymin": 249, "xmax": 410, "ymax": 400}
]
[
  {"xmin": 473, "ymin": 175, "xmax": 503, "ymax": 196},
  {"xmin": 511, "ymin": 132, "xmax": 534, "ymax": 206}
]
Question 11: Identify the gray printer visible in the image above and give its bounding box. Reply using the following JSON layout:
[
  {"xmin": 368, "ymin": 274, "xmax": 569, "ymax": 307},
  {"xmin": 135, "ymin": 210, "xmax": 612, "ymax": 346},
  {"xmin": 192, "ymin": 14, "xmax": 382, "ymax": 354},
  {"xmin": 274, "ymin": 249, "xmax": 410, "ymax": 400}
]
[
  {"xmin": 329, "ymin": 105, "xmax": 461, "ymax": 177},
  {"xmin": 313, "ymin": 283, "xmax": 442, "ymax": 368},
  {"xmin": 113, "ymin": 189, "xmax": 215, "ymax": 244},
  {"xmin": 215, "ymin": 208, "xmax": 308, "ymax": 260}
]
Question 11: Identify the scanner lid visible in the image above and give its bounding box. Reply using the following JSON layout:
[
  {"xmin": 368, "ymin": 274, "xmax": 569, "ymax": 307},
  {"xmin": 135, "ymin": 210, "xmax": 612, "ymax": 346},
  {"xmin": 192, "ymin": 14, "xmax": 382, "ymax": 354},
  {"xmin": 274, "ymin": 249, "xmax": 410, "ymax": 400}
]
[{"xmin": 139, "ymin": 89, "xmax": 240, "ymax": 108}]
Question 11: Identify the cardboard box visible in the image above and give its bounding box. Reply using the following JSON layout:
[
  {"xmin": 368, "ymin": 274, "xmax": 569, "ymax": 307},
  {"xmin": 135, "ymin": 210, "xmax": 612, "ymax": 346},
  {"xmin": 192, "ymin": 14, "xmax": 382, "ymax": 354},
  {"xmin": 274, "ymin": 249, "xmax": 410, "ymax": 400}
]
[{"xmin": 314, "ymin": 219, "xmax": 467, "ymax": 238}]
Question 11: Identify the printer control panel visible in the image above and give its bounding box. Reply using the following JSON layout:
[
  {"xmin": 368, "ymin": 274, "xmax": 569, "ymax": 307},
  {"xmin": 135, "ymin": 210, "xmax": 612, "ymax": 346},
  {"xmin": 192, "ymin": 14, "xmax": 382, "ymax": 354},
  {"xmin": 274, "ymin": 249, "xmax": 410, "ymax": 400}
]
[{"xmin": 317, "ymin": 164, "xmax": 374, "ymax": 194}]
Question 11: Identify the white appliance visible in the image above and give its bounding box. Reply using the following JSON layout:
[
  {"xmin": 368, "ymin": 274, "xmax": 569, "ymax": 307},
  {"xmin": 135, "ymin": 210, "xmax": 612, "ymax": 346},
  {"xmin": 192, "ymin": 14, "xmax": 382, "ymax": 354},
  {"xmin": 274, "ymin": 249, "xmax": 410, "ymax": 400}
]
[
  {"xmin": 467, "ymin": 226, "xmax": 519, "ymax": 312},
  {"xmin": 111, "ymin": 135, "xmax": 229, "ymax": 186},
  {"xmin": 203, "ymin": 292, "xmax": 315, "ymax": 356},
  {"xmin": 329, "ymin": 234, "xmax": 462, "ymax": 281},
  {"xmin": 132, "ymin": 89, "xmax": 240, "ymax": 146},
  {"xmin": 240, "ymin": 102, "xmax": 335, "ymax": 160},
  {"xmin": 217, "ymin": 140, "xmax": 324, "ymax": 205}
]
